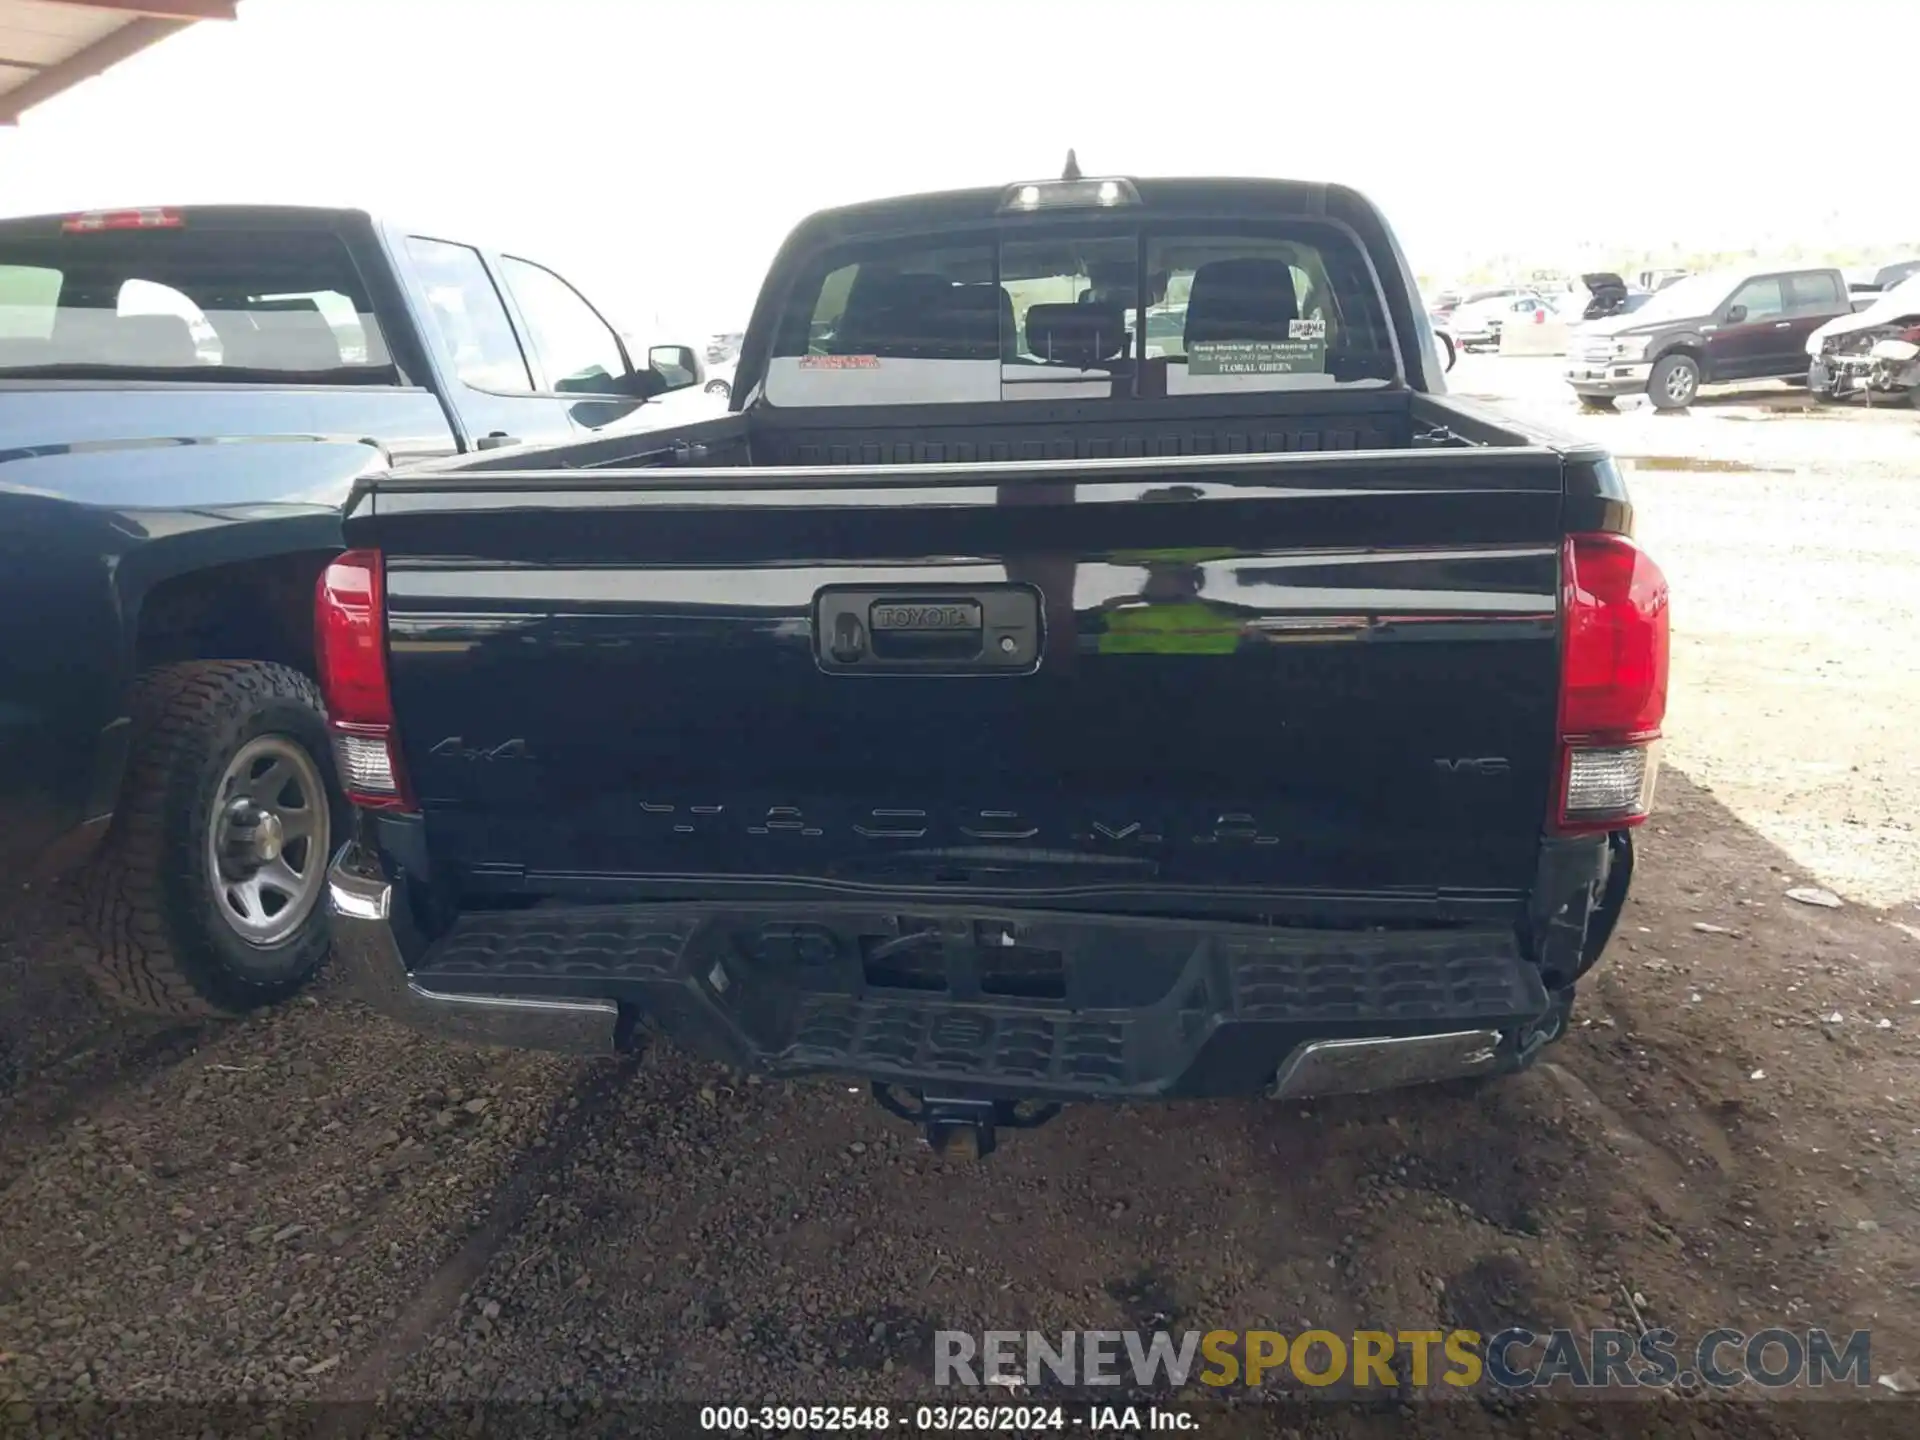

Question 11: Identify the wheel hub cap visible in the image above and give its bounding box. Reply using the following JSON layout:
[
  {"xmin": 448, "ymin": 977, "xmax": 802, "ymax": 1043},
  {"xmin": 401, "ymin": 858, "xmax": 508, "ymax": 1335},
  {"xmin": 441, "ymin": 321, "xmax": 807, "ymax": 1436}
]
[
  {"xmin": 251, "ymin": 809, "xmax": 285, "ymax": 864},
  {"xmin": 207, "ymin": 737, "xmax": 329, "ymax": 947}
]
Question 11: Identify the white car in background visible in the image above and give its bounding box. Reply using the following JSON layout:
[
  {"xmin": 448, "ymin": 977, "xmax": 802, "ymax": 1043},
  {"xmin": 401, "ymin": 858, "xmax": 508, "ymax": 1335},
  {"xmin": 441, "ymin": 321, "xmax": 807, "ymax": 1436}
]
[
  {"xmin": 1806, "ymin": 273, "xmax": 1920, "ymax": 405},
  {"xmin": 1449, "ymin": 291, "xmax": 1550, "ymax": 350}
]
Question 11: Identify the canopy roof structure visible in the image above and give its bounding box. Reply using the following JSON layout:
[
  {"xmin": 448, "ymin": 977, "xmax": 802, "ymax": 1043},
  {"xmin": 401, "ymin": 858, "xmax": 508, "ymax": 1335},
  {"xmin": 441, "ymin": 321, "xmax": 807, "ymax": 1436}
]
[{"xmin": 1, "ymin": 0, "xmax": 234, "ymax": 125}]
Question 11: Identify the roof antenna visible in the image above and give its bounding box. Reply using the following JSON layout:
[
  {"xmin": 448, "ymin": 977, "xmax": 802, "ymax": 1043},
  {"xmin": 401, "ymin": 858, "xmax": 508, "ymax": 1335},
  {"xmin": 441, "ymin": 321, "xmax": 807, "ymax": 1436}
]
[{"xmin": 1061, "ymin": 149, "xmax": 1083, "ymax": 182}]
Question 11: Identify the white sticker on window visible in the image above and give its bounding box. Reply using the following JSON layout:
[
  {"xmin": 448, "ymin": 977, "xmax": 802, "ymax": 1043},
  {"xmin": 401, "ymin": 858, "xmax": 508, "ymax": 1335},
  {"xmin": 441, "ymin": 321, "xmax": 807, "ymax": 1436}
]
[
  {"xmin": 1289, "ymin": 316, "xmax": 1328, "ymax": 341},
  {"xmin": 1186, "ymin": 338, "xmax": 1326, "ymax": 376}
]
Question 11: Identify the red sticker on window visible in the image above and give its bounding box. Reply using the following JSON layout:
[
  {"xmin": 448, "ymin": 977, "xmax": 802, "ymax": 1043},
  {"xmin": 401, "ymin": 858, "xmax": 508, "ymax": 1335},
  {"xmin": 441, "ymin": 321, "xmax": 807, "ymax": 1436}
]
[{"xmin": 798, "ymin": 354, "xmax": 880, "ymax": 370}]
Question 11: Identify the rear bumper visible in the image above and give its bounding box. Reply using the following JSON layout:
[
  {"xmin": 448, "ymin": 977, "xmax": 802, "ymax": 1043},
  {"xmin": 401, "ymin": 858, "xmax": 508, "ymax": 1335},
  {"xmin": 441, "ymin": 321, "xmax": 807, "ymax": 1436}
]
[
  {"xmin": 327, "ymin": 843, "xmax": 621, "ymax": 1056},
  {"xmin": 327, "ymin": 843, "xmax": 1567, "ymax": 1101}
]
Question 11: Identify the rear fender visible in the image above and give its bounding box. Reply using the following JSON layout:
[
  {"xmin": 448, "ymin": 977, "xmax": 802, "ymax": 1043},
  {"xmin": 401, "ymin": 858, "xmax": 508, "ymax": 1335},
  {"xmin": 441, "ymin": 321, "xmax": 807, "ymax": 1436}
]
[{"xmin": 0, "ymin": 438, "xmax": 386, "ymax": 869}]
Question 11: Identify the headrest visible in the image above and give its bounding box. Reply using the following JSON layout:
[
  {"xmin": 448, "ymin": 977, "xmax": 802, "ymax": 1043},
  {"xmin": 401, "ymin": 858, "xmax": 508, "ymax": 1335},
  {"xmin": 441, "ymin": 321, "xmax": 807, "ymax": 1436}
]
[
  {"xmin": 834, "ymin": 272, "xmax": 1011, "ymax": 360},
  {"xmin": 834, "ymin": 271, "xmax": 953, "ymax": 352},
  {"xmin": 1025, "ymin": 302, "xmax": 1127, "ymax": 368},
  {"xmin": 936, "ymin": 282, "xmax": 1015, "ymax": 361},
  {"xmin": 1184, "ymin": 258, "xmax": 1300, "ymax": 347},
  {"xmin": 49, "ymin": 307, "xmax": 122, "ymax": 364},
  {"xmin": 113, "ymin": 314, "xmax": 200, "ymax": 368},
  {"xmin": 225, "ymin": 306, "xmax": 343, "ymax": 370}
]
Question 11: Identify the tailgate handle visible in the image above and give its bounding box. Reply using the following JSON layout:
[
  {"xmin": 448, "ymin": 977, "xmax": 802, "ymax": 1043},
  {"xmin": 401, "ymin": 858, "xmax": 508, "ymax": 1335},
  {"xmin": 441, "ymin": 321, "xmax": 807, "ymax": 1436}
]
[{"xmin": 815, "ymin": 585, "xmax": 1040, "ymax": 673}]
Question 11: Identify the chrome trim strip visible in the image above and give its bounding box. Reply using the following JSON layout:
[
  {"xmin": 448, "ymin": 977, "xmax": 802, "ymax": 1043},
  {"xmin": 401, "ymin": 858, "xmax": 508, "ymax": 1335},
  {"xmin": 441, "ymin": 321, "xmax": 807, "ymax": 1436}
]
[{"xmin": 1270, "ymin": 1029, "xmax": 1503, "ymax": 1099}]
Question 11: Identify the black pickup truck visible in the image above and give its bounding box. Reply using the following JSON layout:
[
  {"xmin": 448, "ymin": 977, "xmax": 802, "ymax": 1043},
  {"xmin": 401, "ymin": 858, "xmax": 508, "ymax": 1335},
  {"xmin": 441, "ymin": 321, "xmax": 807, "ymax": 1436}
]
[
  {"xmin": 1, "ymin": 205, "xmax": 708, "ymax": 1015},
  {"xmin": 323, "ymin": 172, "xmax": 1670, "ymax": 1158}
]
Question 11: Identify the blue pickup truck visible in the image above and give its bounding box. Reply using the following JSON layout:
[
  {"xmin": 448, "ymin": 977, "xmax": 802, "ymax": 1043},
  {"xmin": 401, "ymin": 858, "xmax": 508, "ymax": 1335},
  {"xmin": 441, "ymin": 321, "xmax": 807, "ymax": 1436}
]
[{"xmin": 0, "ymin": 204, "xmax": 710, "ymax": 1015}]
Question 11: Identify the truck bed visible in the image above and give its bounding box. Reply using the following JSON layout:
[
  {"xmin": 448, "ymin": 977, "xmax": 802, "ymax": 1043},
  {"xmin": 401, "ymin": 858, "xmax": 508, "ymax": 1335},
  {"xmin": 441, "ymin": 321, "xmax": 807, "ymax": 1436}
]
[{"xmin": 424, "ymin": 389, "xmax": 1552, "ymax": 477}]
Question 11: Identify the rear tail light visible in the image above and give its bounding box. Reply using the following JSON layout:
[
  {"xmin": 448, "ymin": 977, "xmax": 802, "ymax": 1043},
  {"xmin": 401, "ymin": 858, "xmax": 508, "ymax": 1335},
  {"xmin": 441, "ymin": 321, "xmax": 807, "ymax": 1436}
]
[
  {"xmin": 1553, "ymin": 533, "xmax": 1669, "ymax": 833},
  {"xmin": 315, "ymin": 549, "xmax": 414, "ymax": 811}
]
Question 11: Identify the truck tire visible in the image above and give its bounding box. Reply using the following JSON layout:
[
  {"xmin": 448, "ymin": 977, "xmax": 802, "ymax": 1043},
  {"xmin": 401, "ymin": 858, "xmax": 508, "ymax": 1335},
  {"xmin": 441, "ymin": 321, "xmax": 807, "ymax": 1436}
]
[
  {"xmin": 69, "ymin": 660, "xmax": 342, "ymax": 1017},
  {"xmin": 1647, "ymin": 353, "xmax": 1699, "ymax": 410}
]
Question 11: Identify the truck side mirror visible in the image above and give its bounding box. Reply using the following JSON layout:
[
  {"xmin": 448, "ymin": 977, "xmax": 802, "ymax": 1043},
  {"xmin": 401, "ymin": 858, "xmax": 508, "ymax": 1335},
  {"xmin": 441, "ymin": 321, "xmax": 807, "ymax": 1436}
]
[
  {"xmin": 647, "ymin": 344, "xmax": 704, "ymax": 394},
  {"xmin": 1723, "ymin": 304, "xmax": 1747, "ymax": 325}
]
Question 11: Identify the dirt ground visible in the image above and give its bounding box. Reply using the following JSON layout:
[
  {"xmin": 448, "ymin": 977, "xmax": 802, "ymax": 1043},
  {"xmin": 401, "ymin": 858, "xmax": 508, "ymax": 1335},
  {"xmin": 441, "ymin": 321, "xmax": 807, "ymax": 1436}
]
[{"xmin": 2, "ymin": 357, "xmax": 1917, "ymax": 1431}]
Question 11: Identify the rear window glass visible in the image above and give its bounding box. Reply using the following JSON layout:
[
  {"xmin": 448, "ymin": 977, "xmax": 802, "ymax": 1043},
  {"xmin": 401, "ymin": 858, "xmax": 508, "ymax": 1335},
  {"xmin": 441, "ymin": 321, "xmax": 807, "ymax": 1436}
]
[
  {"xmin": 0, "ymin": 226, "xmax": 394, "ymax": 382},
  {"xmin": 766, "ymin": 220, "xmax": 1394, "ymax": 407},
  {"xmin": 1786, "ymin": 271, "xmax": 1843, "ymax": 313}
]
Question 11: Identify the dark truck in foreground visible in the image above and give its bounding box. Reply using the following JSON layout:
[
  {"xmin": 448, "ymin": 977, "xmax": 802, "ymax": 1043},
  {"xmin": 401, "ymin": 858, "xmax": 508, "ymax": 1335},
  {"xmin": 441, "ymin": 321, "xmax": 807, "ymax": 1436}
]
[
  {"xmin": 0, "ymin": 205, "xmax": 706, "ymax": 1015},
  {"xmin": 323, "ymin": 172, "xmax": 1670, "ymax": 1157}
]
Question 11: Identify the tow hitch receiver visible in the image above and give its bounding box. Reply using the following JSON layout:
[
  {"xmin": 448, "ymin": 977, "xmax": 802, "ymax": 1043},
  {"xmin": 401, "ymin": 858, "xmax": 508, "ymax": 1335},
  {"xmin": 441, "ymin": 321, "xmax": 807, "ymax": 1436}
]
[{"xmin": 871, "ymin": 1084, "xmax": 1062, "ymax": 1160}]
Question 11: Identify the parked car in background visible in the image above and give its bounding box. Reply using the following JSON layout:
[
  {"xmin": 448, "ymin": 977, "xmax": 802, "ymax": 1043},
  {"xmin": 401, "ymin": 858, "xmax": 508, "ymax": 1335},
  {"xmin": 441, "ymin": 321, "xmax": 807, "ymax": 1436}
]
[
  {"xmin": 1142, "ymin": 301, "xmax": 1188, "ymax": 357},
  {"xmin": 1637, "ymin": 268, "xmax": 1689, "ymax": 292},
  {"xmin": 704, "ymin": 358, "xmax": 737, "ymax": 400},
  {"xmin": 1846, "ymin": 260, "xmax": 1920, "ymax": 300},
  {"xmin": 1455, "ymin": 285, "xmax": 1534, "ymax": 307},
  {"xmin": 1564, "ymin": 264, "xmax": 1852, "ymax": 410},
  {"xmin": 0, "ymin": 204, "xmax": 706, "ymax": 1017},
  {"xmin": 1572, "ymin": 273, "xmax": 1652, "ymax": 322},
  {"xmin": 1808, "ymin": 273, "xmax": 1920, "ymax": 406},
  {"xmin": 1872, "ymin": 259, "xmax": 1920, "ymax": 291},
  {"xmin": 1450, "ymin": 291, "xmax": 1549, "ymax": 350}
]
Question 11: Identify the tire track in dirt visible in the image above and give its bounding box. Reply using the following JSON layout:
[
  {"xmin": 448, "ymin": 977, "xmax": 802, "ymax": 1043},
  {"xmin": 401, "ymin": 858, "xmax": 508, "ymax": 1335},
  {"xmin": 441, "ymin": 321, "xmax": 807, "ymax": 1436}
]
[
  {"xmin": 312, "ymin": 1049, "xmax": 642, "ymax": 1416},
  {"xmin": 0, "ymin": 1016, "xmax": 211, "ymax": 1176},
  {"xmin": 0, "ymin": 893, "xmax": 215, "ymax": 1178},
  {"xmin": 0, "ymin": 970, "xmax": 590, "ymax": 1403}
]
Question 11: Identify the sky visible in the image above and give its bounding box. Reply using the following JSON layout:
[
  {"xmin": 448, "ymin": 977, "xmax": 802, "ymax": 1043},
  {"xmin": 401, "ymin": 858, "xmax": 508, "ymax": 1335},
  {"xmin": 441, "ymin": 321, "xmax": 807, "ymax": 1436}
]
[{"xmin": 2, "ymin": 0, "xmax": 1916, "ymax": 340}]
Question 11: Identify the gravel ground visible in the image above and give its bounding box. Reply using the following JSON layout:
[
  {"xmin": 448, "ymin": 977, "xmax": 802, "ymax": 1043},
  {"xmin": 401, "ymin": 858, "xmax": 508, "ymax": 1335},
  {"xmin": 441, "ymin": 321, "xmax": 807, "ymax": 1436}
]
[{"xmin": 3, "ymin": 358, "xmax": 1917, "ymax": 1430}]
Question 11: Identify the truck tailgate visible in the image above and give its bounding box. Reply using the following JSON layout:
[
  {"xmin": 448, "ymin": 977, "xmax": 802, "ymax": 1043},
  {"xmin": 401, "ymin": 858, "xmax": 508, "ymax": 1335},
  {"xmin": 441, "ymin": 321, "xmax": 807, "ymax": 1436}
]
[{"xmin": 350, "ymin": 450, "xmax": 1565, "ymax": 914}]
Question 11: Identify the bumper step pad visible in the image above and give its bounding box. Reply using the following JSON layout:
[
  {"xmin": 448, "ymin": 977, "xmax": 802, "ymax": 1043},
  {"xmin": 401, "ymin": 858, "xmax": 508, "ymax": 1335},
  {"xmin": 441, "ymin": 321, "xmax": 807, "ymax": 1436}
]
[{"xmin": 405, "ymin": 905, "xmax": 1548, "ymax": 1100}]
